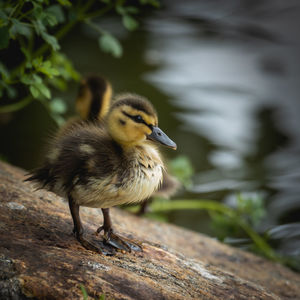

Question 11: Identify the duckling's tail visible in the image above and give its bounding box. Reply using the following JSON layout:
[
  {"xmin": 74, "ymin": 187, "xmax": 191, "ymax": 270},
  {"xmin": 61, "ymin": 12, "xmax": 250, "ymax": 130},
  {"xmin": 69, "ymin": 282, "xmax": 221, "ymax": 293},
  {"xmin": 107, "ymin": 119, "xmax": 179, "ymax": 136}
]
[{"xmin": 24, "ymin": 166, "xmax": 53, "ymax": 190}]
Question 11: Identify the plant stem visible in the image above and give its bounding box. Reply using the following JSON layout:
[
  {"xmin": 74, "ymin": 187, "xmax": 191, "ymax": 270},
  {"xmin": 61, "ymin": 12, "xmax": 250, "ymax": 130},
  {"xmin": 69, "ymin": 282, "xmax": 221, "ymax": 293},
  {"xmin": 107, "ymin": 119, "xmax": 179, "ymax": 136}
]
[
  {"xmin": 149, "ymin": 199, "xmax": 281, "ymax": 262},
  {"xmin": 0, "ymin": 95, "xmax": 33, "ymax": 113}
]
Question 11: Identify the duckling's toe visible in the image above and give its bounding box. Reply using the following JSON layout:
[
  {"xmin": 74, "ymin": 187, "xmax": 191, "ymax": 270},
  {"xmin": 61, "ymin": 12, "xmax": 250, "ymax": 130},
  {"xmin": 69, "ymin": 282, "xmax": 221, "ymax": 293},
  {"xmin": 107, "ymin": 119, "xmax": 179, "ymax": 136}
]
[
  {"xmin": 77, "ymin": 234, "xmax": 116, "ymax": 256},
  {"xmin": 96, "ymin": 227, "xmax": 142, "ymax": 252},
  {"xmin": 104, "ymin": 232, "xmax": 142, "ymax": 252}
]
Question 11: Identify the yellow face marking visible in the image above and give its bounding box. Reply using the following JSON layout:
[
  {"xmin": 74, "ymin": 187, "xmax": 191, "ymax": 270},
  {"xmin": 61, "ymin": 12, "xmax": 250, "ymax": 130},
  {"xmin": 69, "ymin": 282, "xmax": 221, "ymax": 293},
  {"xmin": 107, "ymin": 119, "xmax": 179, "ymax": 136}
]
[{"xmin": 107, "ymin": 104, "xmax": 157, "ymax": 147}]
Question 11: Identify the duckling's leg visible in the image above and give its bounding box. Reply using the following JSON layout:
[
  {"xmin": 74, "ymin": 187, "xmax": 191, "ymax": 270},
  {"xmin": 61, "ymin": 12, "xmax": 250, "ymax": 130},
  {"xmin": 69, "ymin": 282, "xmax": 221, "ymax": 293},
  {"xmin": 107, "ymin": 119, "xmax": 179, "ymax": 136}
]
[
  {"xmin": 136, "ymin": 198, "xmax": 152, "ymax": 215},
  {"xmin": 97, "ymin": 208, "xmax": 142, "ymax": 252},
  {"xmin": 68, "ymin": 196, "xmax": 115, "ymax": 255}
]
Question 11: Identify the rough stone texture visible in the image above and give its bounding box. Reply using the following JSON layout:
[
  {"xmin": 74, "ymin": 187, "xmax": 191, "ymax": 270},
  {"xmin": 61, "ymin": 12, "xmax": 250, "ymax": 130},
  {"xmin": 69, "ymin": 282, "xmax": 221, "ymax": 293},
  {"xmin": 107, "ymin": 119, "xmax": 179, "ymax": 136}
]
[{"xmin": 0, "ymin": 160, "xmax": 299, "ymax": 300}]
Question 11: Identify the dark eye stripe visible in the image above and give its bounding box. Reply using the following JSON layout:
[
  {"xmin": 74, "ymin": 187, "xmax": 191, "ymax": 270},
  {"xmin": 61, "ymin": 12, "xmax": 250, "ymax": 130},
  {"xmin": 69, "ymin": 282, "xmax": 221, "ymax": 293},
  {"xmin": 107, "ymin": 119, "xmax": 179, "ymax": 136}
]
[{"xmin": 122, "ymin": 111, "xmax": 152, "ymax": 129}]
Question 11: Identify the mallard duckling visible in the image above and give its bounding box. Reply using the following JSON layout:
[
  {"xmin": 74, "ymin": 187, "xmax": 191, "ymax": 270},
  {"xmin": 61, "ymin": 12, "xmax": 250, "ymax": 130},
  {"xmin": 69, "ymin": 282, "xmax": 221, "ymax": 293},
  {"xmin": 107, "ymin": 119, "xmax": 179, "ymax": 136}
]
[
  {"xmin": 75, "ymin": 75, "xmax": 180, "ymax": 214},
  {"xmin": 26, "ymin": 94, "xmax": 176, "ymax": 254}
]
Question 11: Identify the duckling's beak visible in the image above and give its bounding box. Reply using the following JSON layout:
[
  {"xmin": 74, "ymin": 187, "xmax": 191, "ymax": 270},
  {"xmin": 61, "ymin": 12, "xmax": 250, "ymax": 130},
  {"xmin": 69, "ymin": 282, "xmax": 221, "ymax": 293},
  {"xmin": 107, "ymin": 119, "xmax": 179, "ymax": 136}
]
[{"xmin": 147, "ymin": 126, "xmax": 177, "ymax": 150}]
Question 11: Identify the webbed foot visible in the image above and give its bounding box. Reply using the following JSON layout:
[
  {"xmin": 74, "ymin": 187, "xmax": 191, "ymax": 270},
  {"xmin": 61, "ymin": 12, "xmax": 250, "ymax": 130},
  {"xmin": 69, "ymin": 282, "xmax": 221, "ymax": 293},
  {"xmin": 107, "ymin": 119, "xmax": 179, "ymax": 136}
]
[
  {"xmin": 97, "ymin": 226, "xmax": 142, "ymax": 252},
  {"xmin": 76, "ymin": 233, "xmax": 116, "ymax": 256}
]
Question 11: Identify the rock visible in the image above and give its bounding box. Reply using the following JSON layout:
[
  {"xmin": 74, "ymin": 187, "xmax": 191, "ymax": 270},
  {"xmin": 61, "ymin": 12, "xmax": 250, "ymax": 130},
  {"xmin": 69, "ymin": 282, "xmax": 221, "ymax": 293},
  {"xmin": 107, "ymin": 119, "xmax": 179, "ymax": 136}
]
[{"xmin": 0, "ymin": 160, "xmax": 299, "ymax": 300}]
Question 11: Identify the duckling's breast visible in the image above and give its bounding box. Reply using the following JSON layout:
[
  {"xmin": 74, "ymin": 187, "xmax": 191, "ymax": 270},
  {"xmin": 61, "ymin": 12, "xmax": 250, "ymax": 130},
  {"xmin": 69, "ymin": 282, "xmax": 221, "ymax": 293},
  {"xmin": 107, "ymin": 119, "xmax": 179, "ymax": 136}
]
[{"xmin": 71, "ymin": 144, "xmax": 164, "ymax": 208}]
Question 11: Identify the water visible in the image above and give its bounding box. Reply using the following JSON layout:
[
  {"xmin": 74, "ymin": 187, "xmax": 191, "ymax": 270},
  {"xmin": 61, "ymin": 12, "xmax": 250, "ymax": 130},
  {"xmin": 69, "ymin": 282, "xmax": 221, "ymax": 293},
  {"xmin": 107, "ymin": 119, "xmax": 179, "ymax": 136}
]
[
  {"xmin": 140, "ymin": 0, "xmax": 300, "ymax": 257},
  {"xmin": 1, "ymin": 0, "xmax": 299, "ymax": 260}
]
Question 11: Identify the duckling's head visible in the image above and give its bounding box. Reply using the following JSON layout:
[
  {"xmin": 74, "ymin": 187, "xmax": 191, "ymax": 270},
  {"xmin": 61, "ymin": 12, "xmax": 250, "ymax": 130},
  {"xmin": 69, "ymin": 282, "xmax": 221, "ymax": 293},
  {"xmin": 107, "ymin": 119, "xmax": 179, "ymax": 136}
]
[
  {"xmin": 107, "ymin": 93, "xmax": 176, "ymax": 150},
  {"xmin": 76, "ymin": 74, "xmax": 112, "ymax": 121}
]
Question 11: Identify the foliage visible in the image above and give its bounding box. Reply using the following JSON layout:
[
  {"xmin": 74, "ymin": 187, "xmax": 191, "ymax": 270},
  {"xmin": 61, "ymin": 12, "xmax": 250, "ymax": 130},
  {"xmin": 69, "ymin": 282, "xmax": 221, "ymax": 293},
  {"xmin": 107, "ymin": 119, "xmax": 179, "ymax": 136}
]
[
  {"xmin": 210, "ymin": 193, "xmax": 266, "ymax": 241},
  {"xmin": 140, "ymin": 192, "xmax": 299, "ymax": 271},
  {"xmin": 168, "ymin": 155, "xmax": 194, "ymax": 188},
  {"xmin": 147, "ymin": 196, "xmax": 280, "ymax": 261},
  {"xmin": 0, "ymin": 0, "xmax": 160, "ymax": 123}
]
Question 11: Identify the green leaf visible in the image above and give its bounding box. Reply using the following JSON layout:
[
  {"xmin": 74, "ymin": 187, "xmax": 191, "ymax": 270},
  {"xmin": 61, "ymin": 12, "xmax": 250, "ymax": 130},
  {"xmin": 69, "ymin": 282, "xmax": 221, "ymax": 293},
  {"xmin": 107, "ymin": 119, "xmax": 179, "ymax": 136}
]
[
  {"xmin": 57, "ymin": 0, "xmax": 72, "ymax": 7},
  {"xmin": 21, "ymin": 47, "xmax": 31, "ymax": 62},
  {"xmin": 32, "ymin": 57, "xmax": 43, "ymax": 68},
  {"xmin": 21, "ymin": 74, "xmax": 34, "ymax": 85},
  {"xmin": 0, "ymin": 62, "xmax": 9, "ymax": 79},
  {"xmin": 49, "ymin": 77, "xmax": 67, "ymax": 90},
  {"xmin": 139, "ymin": 0, "xmax": 160, "ymax": 7},
  {"xmin": 32, "ymin": 74, "xmax": 43, "ymax": 84},
  {"xmin": 32, "ymin": 2, "xmax": 44, "ymax": 20},
  {"xmin": 46, "ymin": 5, "xmax": 65, "ymax": 23},
  {"xmin": 49, "ymin": 52, "xmax": 80, "ymax": 81},
  {"xmin": 7, "ymin": 85, "xmax": 17, "ymax": 98},
  {"xmin": 126, "ymin": 6, "xmax": 139, "ymax": 14},
  {"xmin": 44, "ymin": 12, "xmax": 58, "ymax": 27},
  {"xmin": 21, "ymin": 74, "xmax": 42, "ymax": 85},
  {"xmin": 35, "ymin": 82, "xmax": 51, "ymax": 98},
  {"xmin": 169, "ymin": 155, "xmax": 194, "ymax": 187},
  {"xmin": 32, "ymin": 19, "xmax": 46, "ymax": 35},
  {"xmin": 0, "ymin": 11, "xmax": 8, "ymax": 25},
  {"xmin": 49, "ymin": 98, "xmax": 67, "ymax": 114},
  {"xmin": 0, "ymin": 80, "xmax": 17, "ymax": 98},
  {"xmin": 29, "ymin": 85, "xmax": 40, "ymax": 98},
  {"xmin": 98, "ymin": 33, "xmax": 122, "ymax": 58},
  {"xmin": 122, "ymin": 15, "xmax": 139, "ymax": 31},
  {"xmin": 41, "ymin": 32, "xmax": 60, "ymax": 50},
  {"xmin": 0, "ymin": 26, "xmax": 10, "ymax": 49},
  {"xmin": 116, "ymin": 5, "xmax": 126, "ymax": 15},
  {"xmin": 37, "ymin": 60, "xmax": 60, "ymax": 77},
  {"xmin": 10, "ymin": 19, "xmax": 32, "ymax": 38}
]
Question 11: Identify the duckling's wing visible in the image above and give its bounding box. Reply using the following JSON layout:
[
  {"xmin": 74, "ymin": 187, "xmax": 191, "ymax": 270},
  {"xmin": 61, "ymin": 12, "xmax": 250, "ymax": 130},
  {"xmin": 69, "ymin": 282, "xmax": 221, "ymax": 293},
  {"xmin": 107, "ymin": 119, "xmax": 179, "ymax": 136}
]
[{"xmin": 26, "ymin": 123, "xmax": 122, "ymax": 197}]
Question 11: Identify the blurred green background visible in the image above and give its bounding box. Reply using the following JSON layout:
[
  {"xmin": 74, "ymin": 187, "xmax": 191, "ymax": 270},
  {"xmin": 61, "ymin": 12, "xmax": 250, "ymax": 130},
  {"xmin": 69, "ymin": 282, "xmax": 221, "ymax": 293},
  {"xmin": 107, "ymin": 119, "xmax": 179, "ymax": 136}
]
[{"xmin": 1, "ymin": 0, "xmax": 299, "ymax": 270}]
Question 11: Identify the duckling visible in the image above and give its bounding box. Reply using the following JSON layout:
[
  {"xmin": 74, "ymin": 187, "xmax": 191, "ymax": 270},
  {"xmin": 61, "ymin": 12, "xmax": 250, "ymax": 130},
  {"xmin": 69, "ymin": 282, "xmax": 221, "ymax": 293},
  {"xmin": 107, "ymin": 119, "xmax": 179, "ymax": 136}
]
[
  {"xmin": 26, "ymin": 94, "xmax": 176, "ymax": 254},
  {"xmin": 75, "ymin": 74, "xmax": 180, "ymax": 214}
]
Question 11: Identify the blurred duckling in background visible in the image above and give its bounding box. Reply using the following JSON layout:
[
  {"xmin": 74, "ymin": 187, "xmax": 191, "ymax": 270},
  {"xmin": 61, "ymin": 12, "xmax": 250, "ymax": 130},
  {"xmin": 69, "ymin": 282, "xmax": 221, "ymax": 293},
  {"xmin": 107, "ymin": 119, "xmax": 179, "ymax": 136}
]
[
  {"xmin": 26, "ymin": 94, "xmax": 177, "ymax": 254},
  {"xmin": 76, "ymin": 75, "xmax": 112, "ymax": 121},
  {"xmin": 55, "ymin": 75, "xmax": 113, "ymax": 138},
  {"xmin": 75, "ymin": 75, "xmax": 180, "ymax": 214}
]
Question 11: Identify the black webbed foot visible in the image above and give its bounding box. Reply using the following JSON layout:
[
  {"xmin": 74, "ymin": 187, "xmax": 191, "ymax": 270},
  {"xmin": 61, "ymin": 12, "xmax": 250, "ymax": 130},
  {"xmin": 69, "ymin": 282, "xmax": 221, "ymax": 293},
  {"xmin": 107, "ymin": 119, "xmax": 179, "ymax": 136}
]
[
  {"xmin": 76, "ymin": 233, "xmax": 116, "ymax": 256},
  {"xmin": 97, "ymin": 226, "xmax": 142, "ymax": 252}
]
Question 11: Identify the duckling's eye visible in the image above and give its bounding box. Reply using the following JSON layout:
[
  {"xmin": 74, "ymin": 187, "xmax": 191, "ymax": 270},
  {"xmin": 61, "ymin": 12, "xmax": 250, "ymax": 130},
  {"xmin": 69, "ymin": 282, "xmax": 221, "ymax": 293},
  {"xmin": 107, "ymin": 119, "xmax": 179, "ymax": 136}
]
[
  {"xmin": 122, "ymin": 111, "xmax": 146, "ymax": 125},
  {"xmin": 133, "ymin": 115, "xmax": 143, "ymax": 123}
]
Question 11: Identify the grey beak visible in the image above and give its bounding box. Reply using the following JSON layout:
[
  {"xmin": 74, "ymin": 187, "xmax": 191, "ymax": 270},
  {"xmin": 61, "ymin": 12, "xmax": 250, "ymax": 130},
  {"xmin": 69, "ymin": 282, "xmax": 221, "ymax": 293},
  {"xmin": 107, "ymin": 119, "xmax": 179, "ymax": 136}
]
[{"xmin": 147, "ymin": 126, "xmax": 177, "ymax": 150}]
